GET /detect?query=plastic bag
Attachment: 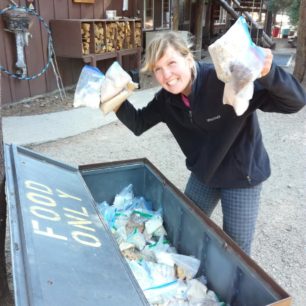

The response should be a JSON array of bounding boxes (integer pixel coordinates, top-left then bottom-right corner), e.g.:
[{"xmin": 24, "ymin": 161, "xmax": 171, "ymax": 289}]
[
  {"xmin": 186, "ymin": 279, "xmax": 208, "ymax": 304},
  {"xmin": 155, "ymin": 252, "xmax": 201, "ymax": 280},
  {"xmin": 100, "ymin": 61, "xmax": 132, "ymax": 102},
  {"xmin": 113, "ymin": 183, "xmax": 134, "ymax": 209},
  {"xmin": 208, "ymin": 16, "xmax": 265, "ymax": 116},
  {"xmin": 73, "ymin": 65, "xmax": 105, "ymax": 109},
  {"xmin": 100, "ymin": 61, "xmax": 138, "ymax": 114}
]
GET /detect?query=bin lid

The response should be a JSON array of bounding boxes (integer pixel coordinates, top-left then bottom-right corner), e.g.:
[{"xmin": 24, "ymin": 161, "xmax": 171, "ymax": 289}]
[{"xmin": 4, "ymin": 145, "xmax": 149, "ymax": 306}]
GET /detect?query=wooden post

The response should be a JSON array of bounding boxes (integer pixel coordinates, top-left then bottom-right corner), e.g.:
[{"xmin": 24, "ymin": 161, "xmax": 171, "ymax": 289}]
[
  {"xmin": 202, "ymin": 1, "xmax": 212, "ymax": 49},
  {"xmin": 265, "ymin": 10, "xmax": 273, "ymax": 38},
  {"xmin": 172, "ymin": 0, "xmax": 179, "ymax": 30},
  {"xmin": 194, "ymin": 0, "xmax": 205, "ymax": 60}
]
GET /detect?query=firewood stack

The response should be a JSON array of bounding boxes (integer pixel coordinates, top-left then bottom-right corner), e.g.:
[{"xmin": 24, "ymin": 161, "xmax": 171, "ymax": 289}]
[
  {"xmin": 126, "ymin": 22, "xmax": 133, "ymax": 49},
  {"xmin": 135, "ymin": 21, "xmax": 141, "ymax": 48},
  {"xmin": 116, "ymin": 21, "xmax": 132, "ymax": 50},
  {"xmin": 105, "ymin": 22, "xmax": 116, "ymax": 52},
  {"xmin": 81, "ymin": 22, "xmax": 91, "ymax": 55},
  {"xmin": 94, "ymin": 22, "xmax": 106, "ymax": 54},
  {"xmin": 79, "ymin": 20, "xmax": 141, "ymax": 55}
]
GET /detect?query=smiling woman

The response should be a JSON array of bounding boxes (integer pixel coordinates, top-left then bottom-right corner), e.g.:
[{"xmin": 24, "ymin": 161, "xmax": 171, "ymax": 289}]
[{"xmin": 114, "ymin": 30, "xmax": 306, "ymax": 256}]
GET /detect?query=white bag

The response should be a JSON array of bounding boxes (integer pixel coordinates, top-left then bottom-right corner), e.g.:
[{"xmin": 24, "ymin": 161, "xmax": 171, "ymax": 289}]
[
  {"xmin": 208, "ymin": 16, "xmax": 265, "ymax": 116},
  {"xmin": 100, "ymin": 61, "xmax": 139, "ymax": 114},
  {"xmin": 100, "ymin": 61, "xmax": 132, "ymax": 103}
]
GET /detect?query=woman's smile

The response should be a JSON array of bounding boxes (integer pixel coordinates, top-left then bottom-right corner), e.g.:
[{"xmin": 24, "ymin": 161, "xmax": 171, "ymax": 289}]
[{"xmin": 153, "ymin": 46, "xmax": 193, "ymax": 96}]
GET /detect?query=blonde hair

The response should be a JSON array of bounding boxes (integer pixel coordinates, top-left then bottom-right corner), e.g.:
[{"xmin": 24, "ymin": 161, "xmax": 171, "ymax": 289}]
[{"xmin": 141, "ymin": 31, "xmax": 196, "ymax": 78}]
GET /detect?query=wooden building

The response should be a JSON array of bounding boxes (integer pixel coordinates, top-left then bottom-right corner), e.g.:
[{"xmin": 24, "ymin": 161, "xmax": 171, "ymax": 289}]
[{"xmin": 0, "ymin": 0, "xmax": 269, "ymax": 106}]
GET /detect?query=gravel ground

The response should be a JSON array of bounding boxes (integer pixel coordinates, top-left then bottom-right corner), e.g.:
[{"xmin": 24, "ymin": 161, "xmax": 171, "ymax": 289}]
[{"xmin": 24, "ymin": 106, "xmax": 306, "ymax": 305}]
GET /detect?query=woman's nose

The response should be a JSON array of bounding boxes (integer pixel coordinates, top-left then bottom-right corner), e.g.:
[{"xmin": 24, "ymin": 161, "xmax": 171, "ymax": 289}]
[{"xmin": 162, "ymin": 67, "xmax": 171, "ymax": 79}]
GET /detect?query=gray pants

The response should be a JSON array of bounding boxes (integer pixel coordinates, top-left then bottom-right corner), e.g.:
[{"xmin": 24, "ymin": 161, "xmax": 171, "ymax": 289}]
[{"xmin": 184, "ymin": 173, "xmax": 262, "ymax": 255}]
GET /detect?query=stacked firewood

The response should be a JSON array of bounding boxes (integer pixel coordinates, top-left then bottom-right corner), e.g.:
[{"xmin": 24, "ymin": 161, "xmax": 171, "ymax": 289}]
[
  {"xmin": 94, "ymin": 22, "xmax": 106, "ymax": 53},
  {"xmin": 81, "ymin": 22, "xmax": 91, "ymax": 55},
  {"xmin": 80, "ymin": 20, "xmax": 141, "ymax": 55},
  {"xmin": 105, "ymin": 22, "xmax": 116, "ymax": 52},
  {"xmin": 117, "ymin": 21, "xmax": 133, "ymax": 50},
  {"xmin": 116, "ymin": 21, "xmax": 132, "ymax": 50},
  {"xmin": 135, "ymin": 21, "xmax": 142, "ymax": 48},
  {"xmin": 126, "ymin": 22, "xmax": 133, "ymax": 49}
]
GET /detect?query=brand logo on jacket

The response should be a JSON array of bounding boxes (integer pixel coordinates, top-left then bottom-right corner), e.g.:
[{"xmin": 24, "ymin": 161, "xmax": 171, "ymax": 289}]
[{"xmin": 206, "ymin": 115, "xmax": 221, "ymax": 122}]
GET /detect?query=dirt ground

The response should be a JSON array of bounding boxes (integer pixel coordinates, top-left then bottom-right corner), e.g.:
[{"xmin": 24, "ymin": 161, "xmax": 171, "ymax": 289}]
[{"xmin": 2, "ymin": 39, "xmax": 306, "ymax": 305}]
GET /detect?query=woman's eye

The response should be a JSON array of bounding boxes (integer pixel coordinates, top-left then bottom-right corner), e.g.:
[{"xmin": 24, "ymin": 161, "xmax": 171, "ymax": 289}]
[
  {"xmin": 154, "ymin": 67, "xmax": 161, "ymax": 73},
  {"xmin": 169, "ymin": 61, "xmax": 176, "ymax": 66}
]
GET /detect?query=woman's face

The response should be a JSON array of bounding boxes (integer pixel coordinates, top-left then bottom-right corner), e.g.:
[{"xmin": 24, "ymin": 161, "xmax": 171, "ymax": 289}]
[{"xmin": 153, "ymin": 46, "xmax": 193, "ymax": 96}]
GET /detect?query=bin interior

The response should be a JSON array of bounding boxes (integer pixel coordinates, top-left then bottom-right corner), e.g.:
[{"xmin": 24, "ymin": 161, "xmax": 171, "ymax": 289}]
[{"xmin": 80, "ymin": 161, "xmax": 290, "ymax": 306}]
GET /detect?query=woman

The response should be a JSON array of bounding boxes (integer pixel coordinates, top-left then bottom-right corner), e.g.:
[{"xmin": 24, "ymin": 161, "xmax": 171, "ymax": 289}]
[{"xmin": 115, "ymin": 31, "xmax": 306, "ymax": 255}]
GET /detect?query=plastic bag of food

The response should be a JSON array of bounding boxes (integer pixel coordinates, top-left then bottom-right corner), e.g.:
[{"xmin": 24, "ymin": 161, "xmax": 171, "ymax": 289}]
[
  {"xmin": 100, "ymin": 61, "xmax": 138, "ymax": 114},
  {"xmin": 73, "ymin": 65, "xmax": 105, "ymax": 109},
  {"xmin": 155, "ymin": 252, "xmax": 201, "ymax": 280},
  {"xmin": 208, "ymin": 16, "xmax": 265, "ymax": 116},
  {"xmin": 100, "ymin": 79, "xmax": 138, "ymax": 114},
  {"xmin": 100, "ymin": 61, "xmax": 132, "ymax": 102}
]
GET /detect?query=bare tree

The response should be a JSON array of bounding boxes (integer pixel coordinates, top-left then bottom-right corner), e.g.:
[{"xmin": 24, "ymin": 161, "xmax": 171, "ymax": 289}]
[{"xmin": 293, "ymin": 0, "xmax": 306, "ymax": 86}]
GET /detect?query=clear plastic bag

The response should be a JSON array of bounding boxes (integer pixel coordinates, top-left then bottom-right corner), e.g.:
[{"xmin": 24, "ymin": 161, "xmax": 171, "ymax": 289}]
[
  {"xmin": 208, "ymin": 16, "xmax": 265, "ymax": 116},
  {"xmin": 100, "ymin": 61, "xmax": 139, "ymax": 114},
  {"xmin": 113, "ymin": 183, "xmax": 134, "ymax": 209},
  {"xmin": 73, "ymin": 65, "xmax": 105, "ymax": 109},
  {"xmin": 155, "ymin": 252, "xmax": 201, "ymax": 280},
  {"xmin": 100, "ymin": 61, "xmax": 132, "ymax": 103}
]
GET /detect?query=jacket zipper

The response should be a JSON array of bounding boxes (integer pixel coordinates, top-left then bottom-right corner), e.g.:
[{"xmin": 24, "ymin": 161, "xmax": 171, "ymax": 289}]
[{"xmin": 188, "ymin": 110, "xmax": 193, "ymax": 123}]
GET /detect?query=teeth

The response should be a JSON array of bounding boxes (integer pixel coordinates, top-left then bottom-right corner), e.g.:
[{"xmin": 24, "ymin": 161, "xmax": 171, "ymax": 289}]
[{"xmin": 167, "ymin": 79, "xmax": 177, "ymax": 86}]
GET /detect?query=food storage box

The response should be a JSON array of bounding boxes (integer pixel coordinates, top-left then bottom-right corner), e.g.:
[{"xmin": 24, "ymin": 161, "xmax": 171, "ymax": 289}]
[{"xmin": 4, "ymin": 145, "xmax": 291, "ymax": 306}]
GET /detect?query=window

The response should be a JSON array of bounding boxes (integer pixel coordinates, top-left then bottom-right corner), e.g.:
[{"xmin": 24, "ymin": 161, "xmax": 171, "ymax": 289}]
[
  {"xmin": 143, "ymin": 0, "xmax": 171, "ymax": 30},
  {"xmin": 214, "ymin": 7, "xmax": 227, "ymax": 25},
  {"xmin": 144, "ymin": 0, "xmax": 154, "ymax": 30}
]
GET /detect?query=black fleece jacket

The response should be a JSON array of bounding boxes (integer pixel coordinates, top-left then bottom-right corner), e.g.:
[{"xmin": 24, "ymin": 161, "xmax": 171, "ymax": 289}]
[{"xmin": 116, "ymin": 62, "xmax": 306, "ymax": 188}]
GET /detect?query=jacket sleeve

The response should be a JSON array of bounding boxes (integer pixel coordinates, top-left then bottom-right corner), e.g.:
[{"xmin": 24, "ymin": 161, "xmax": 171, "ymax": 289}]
[
  {"xmin": 253, "ymin": 63, "xmax": 306, "ymax": 113},
  {"xmin": 116, "ymin": 91, "xmax": 164, "ymax": 136}
]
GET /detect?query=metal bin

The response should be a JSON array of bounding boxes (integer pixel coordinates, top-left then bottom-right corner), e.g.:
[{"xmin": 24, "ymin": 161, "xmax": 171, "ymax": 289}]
[{"xmin": 4, "ymin": 145, "xmax": 291, "ymax": 306}]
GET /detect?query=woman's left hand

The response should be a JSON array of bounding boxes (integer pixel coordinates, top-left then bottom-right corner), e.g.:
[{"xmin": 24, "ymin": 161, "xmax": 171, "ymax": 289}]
[{"xmin": 260, "ymin": 48, "xmax": 273, "ymax": 77}]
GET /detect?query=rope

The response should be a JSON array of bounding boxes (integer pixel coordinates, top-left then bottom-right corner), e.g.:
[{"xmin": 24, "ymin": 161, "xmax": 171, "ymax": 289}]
[
  {"xmin": 0, "ymin": 5, "xmax": 53, "ymax": 81},
  {"xmin": 50, "ymin": 43, "xmax": 66, "ymax": 100}
]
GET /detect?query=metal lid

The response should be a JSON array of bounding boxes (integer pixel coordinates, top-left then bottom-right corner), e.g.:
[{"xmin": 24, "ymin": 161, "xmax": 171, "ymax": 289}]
[{"xmin": 4, "ymin": 145, "xmax": 148, "ymax": 306}]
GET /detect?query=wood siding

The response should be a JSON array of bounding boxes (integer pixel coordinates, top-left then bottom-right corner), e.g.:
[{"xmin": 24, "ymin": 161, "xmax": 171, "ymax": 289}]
[{"xmin": 0, "ymin": 0, "xmax": 138, "ymax": 105}]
